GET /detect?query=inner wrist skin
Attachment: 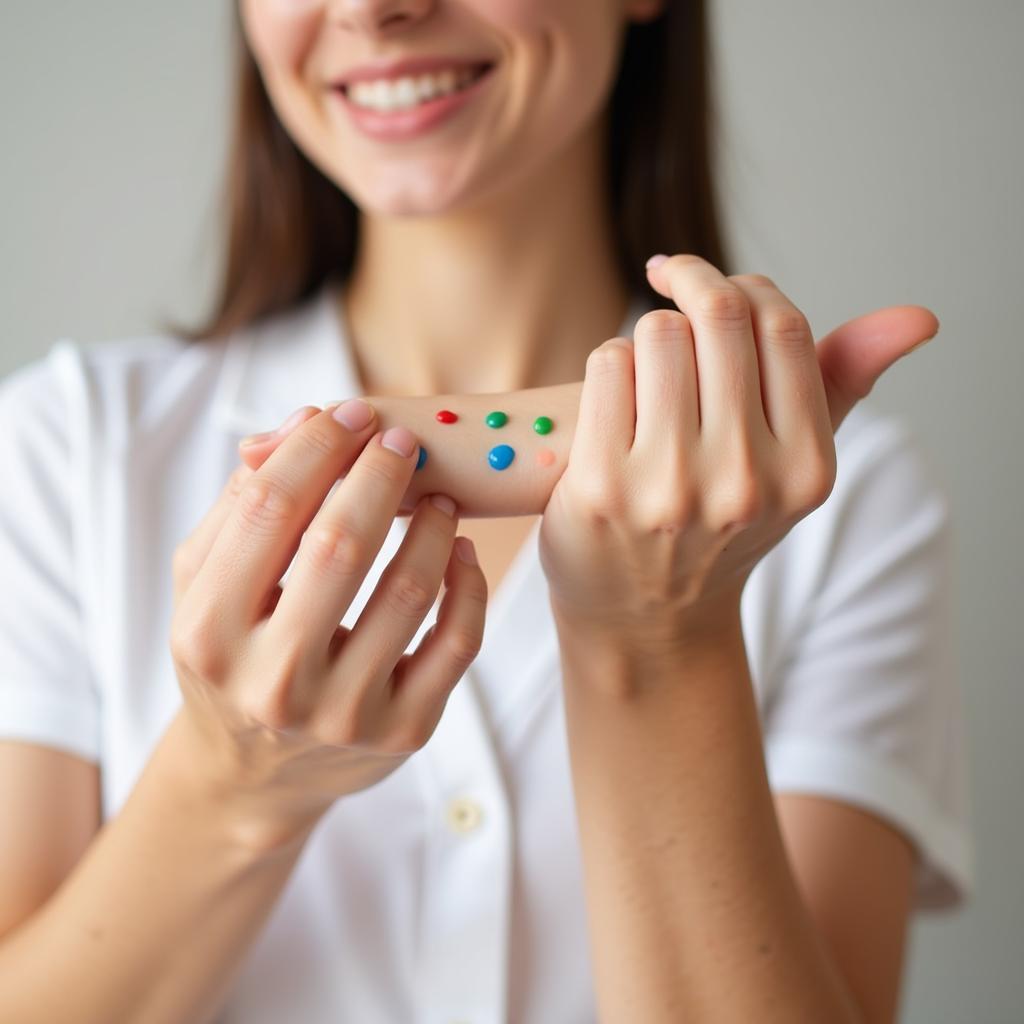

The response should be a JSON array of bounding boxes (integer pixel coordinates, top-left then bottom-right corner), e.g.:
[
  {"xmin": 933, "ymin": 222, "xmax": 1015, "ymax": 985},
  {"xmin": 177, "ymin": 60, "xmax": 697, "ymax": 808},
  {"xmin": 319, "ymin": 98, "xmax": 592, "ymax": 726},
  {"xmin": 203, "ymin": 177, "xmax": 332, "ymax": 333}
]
[{"xmin": 343, "ymin": 380, "xmax": 584, "ymax": 518}]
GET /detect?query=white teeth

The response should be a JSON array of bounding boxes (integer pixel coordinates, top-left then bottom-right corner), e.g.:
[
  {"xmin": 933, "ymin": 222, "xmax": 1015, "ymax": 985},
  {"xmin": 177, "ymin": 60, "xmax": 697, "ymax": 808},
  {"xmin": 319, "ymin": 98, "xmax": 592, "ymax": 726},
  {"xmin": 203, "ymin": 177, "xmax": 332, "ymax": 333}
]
[{"xmin": 347, "ymin": 66, "xmax": 483, "ymax": 112}]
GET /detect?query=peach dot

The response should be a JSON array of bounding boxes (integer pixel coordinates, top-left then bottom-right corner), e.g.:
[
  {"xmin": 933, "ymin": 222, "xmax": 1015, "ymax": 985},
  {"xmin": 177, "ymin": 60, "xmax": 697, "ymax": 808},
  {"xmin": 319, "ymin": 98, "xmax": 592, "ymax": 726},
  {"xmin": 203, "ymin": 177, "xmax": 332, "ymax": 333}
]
[{"xmin": 536, "ymin": 447, "xmax": 556, "ymax": 467}]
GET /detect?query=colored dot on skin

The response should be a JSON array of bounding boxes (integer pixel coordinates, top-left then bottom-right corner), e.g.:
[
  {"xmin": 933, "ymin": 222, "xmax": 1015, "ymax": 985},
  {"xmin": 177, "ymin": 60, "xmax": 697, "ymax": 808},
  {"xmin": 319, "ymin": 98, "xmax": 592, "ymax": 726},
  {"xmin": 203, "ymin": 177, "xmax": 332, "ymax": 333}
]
[
  {"xmin": 415, "ymin": 445, "xmax": 428, "ymax": 470},
  {"xmin": 536, "ymin": 447, "xmax": 556, "ymax": 468},
  {"xmin": 533, "ymin": 416, "xmax": 554, "ymax": 435},
  {"xmin": 436, "ymin": 409, "xmax": 458, "ymax": 424},
  {"xmin": 485, "ymin": 410, "xmax": 508, "ymax": 428},
  {"xmin": 488, "ymin": 444, "xmax": 515, "ymax": 470}
]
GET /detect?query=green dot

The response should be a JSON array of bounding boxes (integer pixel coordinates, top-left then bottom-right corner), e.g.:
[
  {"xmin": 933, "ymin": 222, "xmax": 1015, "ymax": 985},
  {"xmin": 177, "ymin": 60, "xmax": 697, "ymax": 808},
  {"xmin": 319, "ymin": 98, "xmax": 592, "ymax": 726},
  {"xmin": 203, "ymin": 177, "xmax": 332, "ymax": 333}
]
[
  {"xmin": 485, "ymin": 410, "xmax": 508, "ymax": 428},
  {"xmin": 533, "ymin": 415, "xmax": 553, "ymax": 435}
]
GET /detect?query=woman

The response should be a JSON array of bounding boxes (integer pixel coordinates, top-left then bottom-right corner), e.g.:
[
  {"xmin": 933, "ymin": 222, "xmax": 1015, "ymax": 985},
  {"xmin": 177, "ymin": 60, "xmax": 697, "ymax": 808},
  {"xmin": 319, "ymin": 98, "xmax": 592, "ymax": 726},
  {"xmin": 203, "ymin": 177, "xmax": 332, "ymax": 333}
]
[{"xmin": 0, "ymin": 1, "xmax": 972, "ymax": 1021}]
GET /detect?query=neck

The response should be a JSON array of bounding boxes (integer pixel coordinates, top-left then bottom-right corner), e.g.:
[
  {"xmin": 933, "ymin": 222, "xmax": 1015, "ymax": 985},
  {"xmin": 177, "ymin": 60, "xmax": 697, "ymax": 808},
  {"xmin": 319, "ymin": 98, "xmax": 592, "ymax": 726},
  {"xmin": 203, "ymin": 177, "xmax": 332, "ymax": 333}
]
[{"xmin": 336, "ymin": 113, "xmax": 634, "ymax": 397}]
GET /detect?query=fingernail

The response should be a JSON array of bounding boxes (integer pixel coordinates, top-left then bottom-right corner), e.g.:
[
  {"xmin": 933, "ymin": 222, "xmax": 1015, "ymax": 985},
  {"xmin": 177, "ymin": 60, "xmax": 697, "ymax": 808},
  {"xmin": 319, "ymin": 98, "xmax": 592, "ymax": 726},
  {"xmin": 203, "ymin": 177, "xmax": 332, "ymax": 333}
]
[
  {"xmin": 454, "ymin": 536, "xmax": 477, "ymax": 565},
  {"xmin": 381, "ymin": 426, "xmax": 417, "ymax": 458},
  {"xmin": 429, "ymin": 493, "xmax": 456, "ymax": 517},
  {"xmin": 646, "ymin": 253, "xmax": 668, "ymax": 270},
  {"xmin": 332, "ymin": 397, "xmax": 375, "ymax": 431}
]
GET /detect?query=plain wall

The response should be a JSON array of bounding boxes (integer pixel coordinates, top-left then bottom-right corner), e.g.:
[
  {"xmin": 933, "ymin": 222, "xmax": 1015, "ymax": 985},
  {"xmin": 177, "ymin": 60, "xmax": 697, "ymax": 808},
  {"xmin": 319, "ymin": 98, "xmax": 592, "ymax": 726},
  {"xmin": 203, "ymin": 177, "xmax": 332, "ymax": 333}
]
[{"xmin": 1, "ymin": 3, "xmax": 1021, "ymax": 1020}]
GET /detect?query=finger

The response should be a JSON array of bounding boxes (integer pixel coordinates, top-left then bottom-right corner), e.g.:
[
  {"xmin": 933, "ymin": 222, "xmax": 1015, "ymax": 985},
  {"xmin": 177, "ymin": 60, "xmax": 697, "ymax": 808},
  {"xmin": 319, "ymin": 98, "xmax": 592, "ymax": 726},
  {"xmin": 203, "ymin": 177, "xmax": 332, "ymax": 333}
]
[
  {"xmin": 646, "ymin": 254, "xmax": 769, "ymax": 441},
  {"xmin": 813, "ymin": 305, "xmax": 939, "ymax": 434},
  {"xmin": 236, "ymin": 400, "xmax": 344, "ymax": 469},
  {"xmin": 328, "ymin": 491, "xmax": 461, "ymax": 706},
  {"xmin": 631, "ymin": 307, "xmax": 700, "ymax": 453},
  {"xmin": 571, "ymin": 337, "xmax": 636, "ymax": 477},
  {"xmin": 189, "ymin": 401, "xmax": 382, "ymax": 637},
  {"xmin": 389, "ymin": 535, "xmax": 487, "ymax": 726},
  {"xmin": 239, "ymin": 402, "xmax": 425, "ymax": 517},
  {"xmin": 172, "ymin": 462, "xmax": 254, "ymax": 607},
  {"xmin": 727, "ymin": 274, "xmax": 830, "ymax": 445},
  {"xmin": 266, "ymin": 425, "xmax": 422, "ymax": 655},
  {"xmin": 174, "ymin": 407, "xmax": 326, "ymax": 606}
]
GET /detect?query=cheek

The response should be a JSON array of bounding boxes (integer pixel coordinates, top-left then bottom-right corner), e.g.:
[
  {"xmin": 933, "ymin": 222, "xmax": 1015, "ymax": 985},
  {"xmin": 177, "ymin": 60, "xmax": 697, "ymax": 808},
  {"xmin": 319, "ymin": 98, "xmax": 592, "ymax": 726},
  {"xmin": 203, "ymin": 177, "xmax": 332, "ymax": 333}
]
[
  {"xmin": 240, "ymin": 0, "xmax": 323, "ymax": 75},
  {"xmin": 505, "ymin": 0, "xmax": 623, "ymax": 136},
  {"xmin": 474, "ymin": 0, "xmax": 549, "ymax": 32}
]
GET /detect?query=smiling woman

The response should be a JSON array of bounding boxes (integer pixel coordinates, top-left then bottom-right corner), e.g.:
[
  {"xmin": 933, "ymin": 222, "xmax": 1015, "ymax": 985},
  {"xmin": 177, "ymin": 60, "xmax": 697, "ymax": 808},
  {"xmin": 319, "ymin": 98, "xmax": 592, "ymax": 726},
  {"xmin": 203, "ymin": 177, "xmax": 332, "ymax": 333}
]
[
  {"xmin": 177, "ymin": 0, "xmax": 726, "ymax": 342},
  {"xmin": 0, "ymin": 2, "xmax": 972, "ymax": 1023}
]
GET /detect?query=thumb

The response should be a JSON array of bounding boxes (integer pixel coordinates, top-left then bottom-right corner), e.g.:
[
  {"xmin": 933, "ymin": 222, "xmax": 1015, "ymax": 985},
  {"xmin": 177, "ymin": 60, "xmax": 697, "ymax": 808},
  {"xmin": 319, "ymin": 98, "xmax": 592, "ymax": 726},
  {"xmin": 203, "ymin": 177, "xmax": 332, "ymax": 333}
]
[{"xmin": 814, "ymin": 305, "xmax": 940, "ymax": 433}]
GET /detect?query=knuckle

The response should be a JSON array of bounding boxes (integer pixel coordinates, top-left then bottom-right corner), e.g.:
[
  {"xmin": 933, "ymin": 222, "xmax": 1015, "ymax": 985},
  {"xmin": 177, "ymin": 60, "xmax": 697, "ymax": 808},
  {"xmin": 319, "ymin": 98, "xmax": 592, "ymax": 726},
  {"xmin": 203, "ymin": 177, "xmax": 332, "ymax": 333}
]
[
  {"xmin": 240, "ymin": 688, "xmax": 294, "ymax": 734},
  {"xmin": 445, "ymin": 624, "xmax": 484, "ymax": 666},
  {"xmin": 762, "ymin": 308, "xmax": 812, "ymax": 348},
  {"xmin": 386, "ymin": 570, "xmax": 437, "ymax": 619},
  {"xmin": 226, "ymin": 464, "xmax": 250, "ymax": 498},
  {"xmin": 586, "ymin": 339, "xmax": 632, "ymax": 377},
  {"xmin": 385, "ymin": 720, "xmax": 432, "ymax": 755},
  {"xmin": 636, "ymin": 493, "xmax": 695, "ymax": 534},
  {"xmin": 462, "ymin": 573, "xmax": 490, "ymax": 614},
  {"xmin": 296, "ymin": 421, "xmax": 339, "ymax": 459},
  {"xmin": 170, "ymin": 614, "xmax": 229, "ymax": 683},
  {"xmin": 312, "ymin": 708, "xmax": 362, "ymax": 749},
  {"xmin": 788, "ymin": 456, "xmax": 837, "ymax": 516},
  {"xmin": 696, "ymin": 287, "xmax": 749, "ymax": 324},
  {"xmin": 356, "ymin": 451, "xmax": 402, "ymax": 489},
  {"xmin": 574, "ymin": 475, "xmax": 628, "ymax": 522},
  {"xmin": 301, "ymin": 522, "xmax": 367, "ymax": 579},
  {"xmin": 237, "ymin": 476, "xmax": 298, "ymax": 534},
  {"xmin": 709, "ymin": 479, "xmax": 764, "ymax": 532}
]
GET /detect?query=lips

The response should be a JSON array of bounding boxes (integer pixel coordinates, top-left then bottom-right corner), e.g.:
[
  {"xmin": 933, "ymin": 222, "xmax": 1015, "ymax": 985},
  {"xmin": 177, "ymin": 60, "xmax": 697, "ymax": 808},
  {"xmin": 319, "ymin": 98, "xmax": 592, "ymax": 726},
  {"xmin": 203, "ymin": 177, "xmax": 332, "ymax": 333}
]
[{"xmin": 330, "ymin": 61, "xmax": 496, "ymax": 141}]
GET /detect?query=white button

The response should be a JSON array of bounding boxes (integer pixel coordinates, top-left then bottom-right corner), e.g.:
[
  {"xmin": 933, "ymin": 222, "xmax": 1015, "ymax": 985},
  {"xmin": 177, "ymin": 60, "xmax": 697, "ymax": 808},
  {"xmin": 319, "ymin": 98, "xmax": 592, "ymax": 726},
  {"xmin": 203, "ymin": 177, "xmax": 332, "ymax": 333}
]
[{"xmin": 445, "ymin": 796, "xmax": 484, "ymax": 834}]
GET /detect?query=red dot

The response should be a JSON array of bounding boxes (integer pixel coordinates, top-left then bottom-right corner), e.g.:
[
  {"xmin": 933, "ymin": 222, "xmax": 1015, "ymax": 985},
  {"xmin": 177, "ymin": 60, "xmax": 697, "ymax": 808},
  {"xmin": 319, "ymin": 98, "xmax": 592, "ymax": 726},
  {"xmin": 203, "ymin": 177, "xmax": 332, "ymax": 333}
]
[{"xmin": 435, "ymin": 409, "xmax": 459, "ymax": 423}]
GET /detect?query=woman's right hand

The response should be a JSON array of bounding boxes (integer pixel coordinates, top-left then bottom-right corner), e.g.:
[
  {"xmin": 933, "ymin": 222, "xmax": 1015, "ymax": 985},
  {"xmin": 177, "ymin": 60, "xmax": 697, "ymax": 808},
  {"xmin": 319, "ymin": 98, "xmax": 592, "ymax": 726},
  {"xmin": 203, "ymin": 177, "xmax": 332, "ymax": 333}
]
[{"xmin": 168, "ymin": 400, "xmax": 487, "ymax": 853}]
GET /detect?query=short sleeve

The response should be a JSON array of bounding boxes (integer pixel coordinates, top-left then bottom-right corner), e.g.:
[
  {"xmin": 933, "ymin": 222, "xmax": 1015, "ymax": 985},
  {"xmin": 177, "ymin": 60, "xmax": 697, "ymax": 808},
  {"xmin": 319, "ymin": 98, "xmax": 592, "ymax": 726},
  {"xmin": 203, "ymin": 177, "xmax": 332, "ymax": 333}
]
[
  {"xmin": 0, "ymin": 344, "xmax": 101, "ymax": 763},
  {"xmin": 763, "ymin": 414, "xmax": 974, "ymax": 911}
]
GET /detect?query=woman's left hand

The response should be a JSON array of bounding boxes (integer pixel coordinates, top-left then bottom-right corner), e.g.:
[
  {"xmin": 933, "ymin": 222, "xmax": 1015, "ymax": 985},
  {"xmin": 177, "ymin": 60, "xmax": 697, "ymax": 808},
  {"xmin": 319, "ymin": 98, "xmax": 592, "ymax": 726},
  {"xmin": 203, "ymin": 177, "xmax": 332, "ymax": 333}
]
[{"xmin": 538, "ymin": 253, "xmax": 939, "ymax": 656}]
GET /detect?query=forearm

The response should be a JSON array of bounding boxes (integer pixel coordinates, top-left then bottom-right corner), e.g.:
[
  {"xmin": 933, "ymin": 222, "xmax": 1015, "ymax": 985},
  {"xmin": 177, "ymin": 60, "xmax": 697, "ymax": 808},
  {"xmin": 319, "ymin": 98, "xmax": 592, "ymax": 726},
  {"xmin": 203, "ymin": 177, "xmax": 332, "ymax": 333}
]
[
  {"xmin": 349, "ymin": 381, "xmax": 581, "ymax": 517},
  {"xmin": 0, "ymin": 711, "xmax": 314, "ymax": 1024},
  {"xmin": 553, "ymin": 609, "xmax": 862, "ymax": 1024}
]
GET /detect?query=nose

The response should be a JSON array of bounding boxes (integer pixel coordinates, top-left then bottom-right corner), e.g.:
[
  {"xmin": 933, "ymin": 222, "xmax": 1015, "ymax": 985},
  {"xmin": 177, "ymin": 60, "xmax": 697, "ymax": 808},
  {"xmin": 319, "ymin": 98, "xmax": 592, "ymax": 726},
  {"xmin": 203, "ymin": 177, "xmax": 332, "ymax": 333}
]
[{"xmin": 326, "ymin": 0, "xmax": 434, "ymax": 34}]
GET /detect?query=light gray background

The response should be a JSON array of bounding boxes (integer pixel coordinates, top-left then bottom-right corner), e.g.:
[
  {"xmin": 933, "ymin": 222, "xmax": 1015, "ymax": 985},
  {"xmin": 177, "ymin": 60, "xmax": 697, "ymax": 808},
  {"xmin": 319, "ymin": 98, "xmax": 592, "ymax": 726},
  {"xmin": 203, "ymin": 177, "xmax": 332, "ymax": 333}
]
[{"xmin": 1, "ymin": 3, "xmax": 1020, "ymax": 1021}]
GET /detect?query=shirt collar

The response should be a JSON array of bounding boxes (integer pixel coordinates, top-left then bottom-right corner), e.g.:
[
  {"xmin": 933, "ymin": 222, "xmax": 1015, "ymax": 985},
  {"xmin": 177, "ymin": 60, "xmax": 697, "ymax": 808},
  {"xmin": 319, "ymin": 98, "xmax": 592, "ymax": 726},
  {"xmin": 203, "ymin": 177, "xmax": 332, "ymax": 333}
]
[{"xmin": 210, "ymin": 282, "xmax": 359, "ymax": 438}]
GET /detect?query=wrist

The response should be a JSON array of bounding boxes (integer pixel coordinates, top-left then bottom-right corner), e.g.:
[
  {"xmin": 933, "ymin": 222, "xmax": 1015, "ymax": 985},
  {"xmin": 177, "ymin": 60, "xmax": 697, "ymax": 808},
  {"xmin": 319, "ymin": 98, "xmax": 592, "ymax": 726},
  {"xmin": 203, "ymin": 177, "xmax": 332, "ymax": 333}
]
[
  {"xmin": 154, "ymin": 709, "xmax": 328, "ymax": 861},
  {"xmin": 551, "ymin": 595, "xmax": 747, "ymax": 701}
]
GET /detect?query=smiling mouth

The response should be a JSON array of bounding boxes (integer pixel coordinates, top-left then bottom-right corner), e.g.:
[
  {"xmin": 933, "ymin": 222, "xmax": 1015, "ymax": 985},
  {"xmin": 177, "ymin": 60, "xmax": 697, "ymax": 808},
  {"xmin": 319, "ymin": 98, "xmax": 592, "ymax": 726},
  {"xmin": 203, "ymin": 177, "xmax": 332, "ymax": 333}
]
[{"xmin": 337, "ymin": 62, "xmax": 495, "ymax": 111}]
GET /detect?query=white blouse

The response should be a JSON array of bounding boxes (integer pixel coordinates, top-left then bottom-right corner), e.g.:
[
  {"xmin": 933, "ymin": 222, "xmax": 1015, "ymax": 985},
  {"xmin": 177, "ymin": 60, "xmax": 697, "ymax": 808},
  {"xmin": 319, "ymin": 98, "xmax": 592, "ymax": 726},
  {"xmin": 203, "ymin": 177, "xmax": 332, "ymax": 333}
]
[{"xmin": 0, "ymin": 283, "xmax": 974, "ymax": 1024}]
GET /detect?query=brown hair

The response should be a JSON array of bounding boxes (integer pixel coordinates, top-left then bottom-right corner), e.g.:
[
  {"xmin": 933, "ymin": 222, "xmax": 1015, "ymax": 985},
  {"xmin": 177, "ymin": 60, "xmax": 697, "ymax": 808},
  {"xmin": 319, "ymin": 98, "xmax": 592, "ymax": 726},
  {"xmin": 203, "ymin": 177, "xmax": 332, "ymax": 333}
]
[{"xmin": 175, "ymin": 2, "xmax": 733, "ymax": 342}]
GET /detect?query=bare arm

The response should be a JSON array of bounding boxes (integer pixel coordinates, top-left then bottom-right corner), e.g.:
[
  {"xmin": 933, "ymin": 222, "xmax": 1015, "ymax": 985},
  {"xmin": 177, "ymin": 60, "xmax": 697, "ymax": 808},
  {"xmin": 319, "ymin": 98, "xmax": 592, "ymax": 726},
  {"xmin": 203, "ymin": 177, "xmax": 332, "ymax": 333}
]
[
  {"xmin": 552, "ymin": 607, "xmax": 914, "ymax": 1024},
  {"xmin": 0, "ymin": 713, "xmax": 312, "ymax": 1024}
]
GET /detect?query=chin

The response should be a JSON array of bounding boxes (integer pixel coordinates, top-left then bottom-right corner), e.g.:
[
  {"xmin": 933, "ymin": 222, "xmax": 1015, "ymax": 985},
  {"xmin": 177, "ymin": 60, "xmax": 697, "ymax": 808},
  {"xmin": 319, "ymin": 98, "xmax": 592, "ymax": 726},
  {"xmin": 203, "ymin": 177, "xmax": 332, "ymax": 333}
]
[{"xmin": 338, "ymin": 160, "xmax": 481, "ymax": 218}]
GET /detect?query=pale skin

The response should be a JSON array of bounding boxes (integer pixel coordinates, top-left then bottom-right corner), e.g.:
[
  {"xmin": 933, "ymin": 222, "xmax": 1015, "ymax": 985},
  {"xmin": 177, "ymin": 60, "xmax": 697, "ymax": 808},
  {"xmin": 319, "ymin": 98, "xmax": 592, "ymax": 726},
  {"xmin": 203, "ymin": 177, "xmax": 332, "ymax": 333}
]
[
  {"xmin": 229, "ymin": 269, "xmax": 931, "ymax": 1022},
  {"xmin": 0, "ymin": 1, "xmax": 931, "ymax": 1023}
]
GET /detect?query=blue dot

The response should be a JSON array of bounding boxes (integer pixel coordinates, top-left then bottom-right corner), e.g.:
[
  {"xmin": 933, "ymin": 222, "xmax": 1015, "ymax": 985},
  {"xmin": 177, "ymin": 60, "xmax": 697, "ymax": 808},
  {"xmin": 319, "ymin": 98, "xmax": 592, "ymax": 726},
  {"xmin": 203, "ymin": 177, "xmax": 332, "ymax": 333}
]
[
  {"xmin": 488, "ymin": 444, "xmax": 515, "ymax": 470},
  {"xmin": 415, "ymin": 445, "xmax": 428, "ymax": 470}
]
